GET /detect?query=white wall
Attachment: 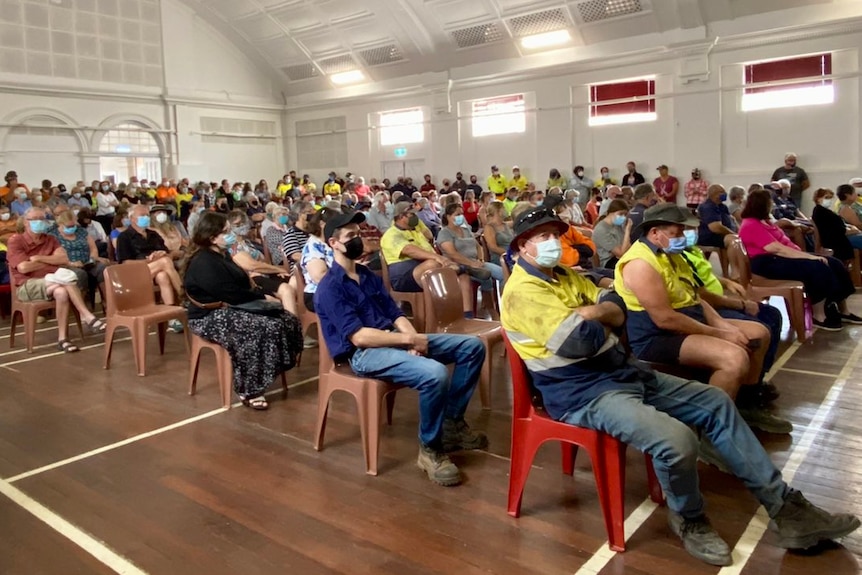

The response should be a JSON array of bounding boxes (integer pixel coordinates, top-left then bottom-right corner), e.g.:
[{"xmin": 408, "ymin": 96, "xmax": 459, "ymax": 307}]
[
  {"xmin": 285, "ymin": 26, "xmax": 862, "ymax": 213},
  {"xmin": 0, "ymin": 0, "xmax": 286, "ymax": 188}
]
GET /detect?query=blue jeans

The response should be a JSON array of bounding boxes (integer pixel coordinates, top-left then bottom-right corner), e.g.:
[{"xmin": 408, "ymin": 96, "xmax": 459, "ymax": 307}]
[
  {"xmin": 349, "ymin": 334, "xmax": 486, "ymax": 449},
  {"xmin": 561, "ymin": 373, "xmax": 788, "ymax": 519},
  {"xmin": 849, "ymin": 234, "xmax": 862, "ymax": 250}
]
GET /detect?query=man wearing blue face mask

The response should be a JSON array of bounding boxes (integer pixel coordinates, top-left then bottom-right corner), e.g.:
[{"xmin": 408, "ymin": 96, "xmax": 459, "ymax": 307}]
[
  {"xmin": 697, "ymin": 184, "xmax": 737, "ymax": 248},
  {"xmin": 502, "ymin": 206, "xmax": 859, "ymax": 566},
  {"xmin": 615, "ymin": 204, "xmax": 789, "ymax": 434},
  {"xmin": 116, "ymin": 205, "xmax": 184, "ymax": 326}
]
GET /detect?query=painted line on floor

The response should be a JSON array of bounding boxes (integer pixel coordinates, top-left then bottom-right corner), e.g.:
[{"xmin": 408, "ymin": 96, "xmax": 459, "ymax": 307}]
[
  {"xmin": 0, "ymin": 325, "xmax": 59, "ymax": 341},
  {"xmin": 0, "ymin": 337, "xmax": 132, "ymax": 367},
  {"xmin": 5, "ymin": 375, "xmax": 320, "ymax": 483},
  {"xmin": 5, "ymin": 407, "xmax": 226, "ymax": 483},
  {"xmin": 717, "ymin": 336, "xmax": 862, "ymax": 575},
  {"xmin": 570, "ymin": 338, "xmax": 806, "ymax": 575},
  {"xmin": 0, "ymin": 479, "xmax": 149, "ymax": 575},
  {"xmin": 573, "ymin": 498, "xmax": 661, "ymax": 575},
  {"xmin": 1, "ymin": 365, "xmax": 20, "ymax": 373},
  {"xmin": 779, "ymin": 367, "xmax": 840, "ymax": 378}
]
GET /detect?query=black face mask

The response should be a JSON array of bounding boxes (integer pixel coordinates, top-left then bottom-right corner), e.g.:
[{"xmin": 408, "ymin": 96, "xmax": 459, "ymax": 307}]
[
  {"xmin": 341, "ymin": 236, "xmax": 364, "ymax": 260},
  {"xmin": 407, "ymin": 214, "xmax": 420, "ymax": 229}
]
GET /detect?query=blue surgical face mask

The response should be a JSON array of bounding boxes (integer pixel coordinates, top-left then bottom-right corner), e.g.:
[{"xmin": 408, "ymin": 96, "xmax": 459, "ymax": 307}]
[
  {"xmin": 529, "ymin": 237, "xmax": 563, "ymax": 268},
  {"xmin": 662, "ymin": 232, "xmax": 688, "ymax": 254},
  {"xmin": 232, "ymin": 224, "xmax": 250, "ymax": 237},
  {"xmin": 612, "ymin": 214, "xmax": 626, "ymax": 226},
  {"xmin": 62, "ymin": 225, "xmax": 77, "ymax": 235},
  {"xmin": 277, "ymin": 215, "xmax": 289, "ymax": 225},
  {"xmin": 535, "ymin": 199, "xmax": 544, "ymax": 206},
  {"xmin": 122, "ymin": 218, "xmax": 131, "ymax": 227},
  {"xmin": 28, "ymin": 219, "xmax": 48, "ymax": 234},
  {"xmin": 222, "ymin": 232, "xmax": 237, "ymax": 247},
  {"xmin": 719, "ymin": 193, "xmax": 728, "ymax": 202},
  {"xmin": 453, "ymin": 214, "xmax": 466, "ymax": 227},
  {"xmin": 136, "ymin": 215, "xmax": 151, "ymax": 228},
  {"xmin": 683, "ymin": 229, "xmax": 697, "ymax": 248}
]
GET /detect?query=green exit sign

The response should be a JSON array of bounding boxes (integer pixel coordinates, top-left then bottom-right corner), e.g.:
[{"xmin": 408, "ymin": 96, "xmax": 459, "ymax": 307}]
[{"xmin": 394, "ymin": 147, "xmax": 407, "ymax": 158}]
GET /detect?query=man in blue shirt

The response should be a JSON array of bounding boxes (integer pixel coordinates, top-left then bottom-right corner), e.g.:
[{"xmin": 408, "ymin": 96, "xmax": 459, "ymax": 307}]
[
  {"xmin": 315, "ymin": 210, "xmax": 488, "ymax": 487},
  {"xmin": 696, "ymin": 184, "xmax": 737, "ymax": 248}
]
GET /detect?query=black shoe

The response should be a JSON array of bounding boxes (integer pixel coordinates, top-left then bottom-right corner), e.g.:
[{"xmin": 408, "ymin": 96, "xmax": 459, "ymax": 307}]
[
  {"xmin": 813, "ymin": 317, "xmax": 843, "ymax": 331},
  {"xmin": 668, "ymin": 512, "xmax": 732, "ymax": 566},
  {"xmin": 442, "ymin": 418, "xmax": 489, "ymax": 453},
  {"xmin": 840, "ymin": 312, "xmax": 862, "ymax": 325},
  {"xmin": 759, "ymin": 382, "xmax": 780, "ymax": 402},
  {"xmin": 769, "ymin": 490, "xmax": 861, "ymax": 549}
]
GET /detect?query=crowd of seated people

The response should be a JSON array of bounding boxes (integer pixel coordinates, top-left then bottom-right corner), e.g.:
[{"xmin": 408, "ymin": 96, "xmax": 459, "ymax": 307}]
[{"xmin": 2, "ymin": 158, "xmax": 862, "ymax": 566}]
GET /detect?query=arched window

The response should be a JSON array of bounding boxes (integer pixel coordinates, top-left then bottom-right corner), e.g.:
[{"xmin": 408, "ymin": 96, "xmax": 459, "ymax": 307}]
[{"xmin": 98, "ymin": 123, "xmax": 162, "ymax": 183}]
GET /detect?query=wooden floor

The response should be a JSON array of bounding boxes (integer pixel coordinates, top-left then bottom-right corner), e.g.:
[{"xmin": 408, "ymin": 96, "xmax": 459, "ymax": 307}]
[{"xmin": 0, "ymin": 295, "xmax": 861, "ymax": 575}]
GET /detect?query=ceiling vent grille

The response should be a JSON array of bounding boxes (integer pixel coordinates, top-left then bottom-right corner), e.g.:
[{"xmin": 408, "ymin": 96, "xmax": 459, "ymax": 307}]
[
  {"xmin": 281, "ymin": 63, "xmax": 319, "ymax": 81},
  {"xmin": 318, "ymin": 54, "xmax": 358, "ymax": 74},
  {"xmin": 359, "ymin": 44, "xmax": 404, "ymax": 67},
  {"xmin": 508, "ymin": 8, "xmax": 568, "ymax": 37},
  {"xmin": 450, "ymin": 23, "xmax": 504, "ymax": 49},
  {"xmin": 577, "ymin": 0, "xmax": 642, "ymax": 23}
]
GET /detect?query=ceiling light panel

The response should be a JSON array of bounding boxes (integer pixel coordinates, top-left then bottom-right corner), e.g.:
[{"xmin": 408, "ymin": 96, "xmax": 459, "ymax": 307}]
[
  {"xmin": 330, "ymin": 69, "xmax": 365, "ymax": 84},
  {"xmin": 507, "ymin": 8, "xmax": 569, "ymax": 37},
  {"xmin": 359, "ymin": 44, "xmax": 405, "ymax": 67},
  {"xmin": 450, "ymin": 23, "xmax": 504, "ymax": 49},
  {"xmin": 281, "ymin": 62, "xmax": 319, "ymax": 81},
  {"xmin": 318, "ymin": 54, "xmax": 358, "ymax": 74},
  {"xmin": 576, "ymin": 0, "xmax": 643, "ymax": 23}
]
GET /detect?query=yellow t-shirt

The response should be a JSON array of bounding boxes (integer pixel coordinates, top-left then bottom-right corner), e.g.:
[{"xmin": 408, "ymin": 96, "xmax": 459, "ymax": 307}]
[
  {"xmin": 323, "ymin": 181, "xmax": 341, "ymax": 196},
  {"xmin": 614, "ymin": 240, "xmax": 699, "ymax": 312},
  {"xmin": 508, "ymin": 175, "xmax": 528, "ymax": 191},
  {"xmin": 381, "ymin": 223, "xmax": 434, "ymax": 264},
  {"xmin": 487, "ymin": 175, "xmax": 507, "ymax": 197}
]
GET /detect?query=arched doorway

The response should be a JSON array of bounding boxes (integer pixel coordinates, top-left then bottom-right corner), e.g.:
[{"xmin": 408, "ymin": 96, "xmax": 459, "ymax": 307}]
[{"xmin": 98, "ymin": 123, "xmax": 162, "ymax": 183}]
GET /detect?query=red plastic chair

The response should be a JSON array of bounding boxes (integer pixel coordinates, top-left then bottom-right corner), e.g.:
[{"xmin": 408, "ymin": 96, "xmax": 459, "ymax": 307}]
[{"xmin": 503, "ymin": 332, "xmax": 663, "ymax": 552}]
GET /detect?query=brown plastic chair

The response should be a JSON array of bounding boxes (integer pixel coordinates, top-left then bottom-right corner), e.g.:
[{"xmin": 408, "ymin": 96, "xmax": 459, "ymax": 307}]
[
  {"xmin": 313, "ymin": 324, "xmax": 403, "ymax": 476},
  {"xmin": 850, "ymin": 249, "xmax": 862, "ymax": 288},
  {"xmin": 8, "ymin": 278, "xmax": 84, "ymax": 352},
  {"xmin": 698, "ymin": 245, "xmax": 729, "ymax": 277},
  {"xmin": 421, "ymin": 267, "xmax": 502, "ymax": 410},
  {"xmin": 379, "ymin": 256, "xmax": 425, "ymax": 332},
  {"xmin": 188, "ymin": 333, "xmax": 287, "ymax": 408},
  {"xmin": 103, "ymin": 261, "xmax": 189, "ymax": 376},
  {"xmin": 291, "ymin": 264, "xmax": 319, "ymax": 367},
  {"xmin": 727, "ymin": 238, "xmax": 808, "ymax": 342}
]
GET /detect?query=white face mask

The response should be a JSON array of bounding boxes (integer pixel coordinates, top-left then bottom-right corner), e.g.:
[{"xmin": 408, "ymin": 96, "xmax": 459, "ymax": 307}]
[
  {"xmin": 0, "ymin": 213, "xmax": 10, "ymax": 221},
  {"xmin": 155, "ymin": 212, "xmax": 168, "ymax": 224},
  {"xmin": 821, "ymin": 197, "xmax": 836, "ymax": 209}
]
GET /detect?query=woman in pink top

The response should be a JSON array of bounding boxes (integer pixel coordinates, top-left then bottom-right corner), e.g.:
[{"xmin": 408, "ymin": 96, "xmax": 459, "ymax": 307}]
[{"xmin": 739, "ymin": 189, "xmax": 860, "ymax": 331}]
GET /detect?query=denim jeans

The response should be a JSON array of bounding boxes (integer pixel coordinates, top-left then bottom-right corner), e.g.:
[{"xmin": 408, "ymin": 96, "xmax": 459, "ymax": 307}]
[
  {"xmin": 349, "ymin": 334, "xmax": 486, "ymax": 449},
  {"xmin": 561, "ymin": 372, "xmax": 789, "ymax": 519}
]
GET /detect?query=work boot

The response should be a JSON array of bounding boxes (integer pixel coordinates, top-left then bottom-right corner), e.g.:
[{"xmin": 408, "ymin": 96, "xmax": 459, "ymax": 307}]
[
  {"xmin": 668, "ymin": 512, "xmax": 732, "ymax": 566},
  {"xmin": 442, "ymin": 418, "xmax": 489, "ymax": 453},
  {"xmin": 769, "ymin": 490, "xmax": 861, "ymax": 549},
  {"xmin": 417, "ymin": 445, "xmax": 461, "ymax": 486},
  {"xmin": 737, "ymin": 405, "xmax": 792, "ymax": 434}
]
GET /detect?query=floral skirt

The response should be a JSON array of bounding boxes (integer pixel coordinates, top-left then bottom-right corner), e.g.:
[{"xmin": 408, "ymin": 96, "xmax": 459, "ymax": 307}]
[{"xmin": 189, "ymin": 308, "xmax": 303, "ymax": 399}]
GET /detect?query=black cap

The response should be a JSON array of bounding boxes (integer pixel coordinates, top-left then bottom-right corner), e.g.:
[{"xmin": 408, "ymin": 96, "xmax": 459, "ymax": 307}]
[
  {"xmin": 510, "ymin": 206, "xmax": 569, "ymax": 251},
  {"xmin": 543, "ymin": 194, "xmax": 565, "ymax": 211},
  {"xmin": 634, "ymin": 203, "xmax": 700, "ymax": 237},
  {"xmin": 5, "ymin": 170, "xmax": 17, "ymax": 181},
  {"xmin": 324, "ymin": 210, "xmax": 365, "ymax": 241}
]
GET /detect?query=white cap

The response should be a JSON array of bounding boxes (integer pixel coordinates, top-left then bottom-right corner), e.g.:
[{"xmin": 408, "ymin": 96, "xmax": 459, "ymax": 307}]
[
  {"xmin": 512, "ymin": 165, "xmax": 520, "ymax": 170},
  {"xmin": 849, "ymin": 177, "xmax": 862, "ymax": 187},
  {"xmin": 771, "ymin": 179, "xmax": 791, "ymax": 189}
]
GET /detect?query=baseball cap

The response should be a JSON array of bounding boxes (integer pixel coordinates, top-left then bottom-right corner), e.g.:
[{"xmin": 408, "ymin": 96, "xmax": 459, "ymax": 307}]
[
  {"xmin": 393, "ymin": 200, "xmax": 418, "ymax": 218},
  {"xmin": 323, "ymin": 210, "xmax": 365, "ymax": 241},
  {"xmin": 656, "ymin": 164, "xmax": 668, "ymax": 170},
  {"xmin": 849, "ymin": 177, "xmax": 862, "ymax": 187}
]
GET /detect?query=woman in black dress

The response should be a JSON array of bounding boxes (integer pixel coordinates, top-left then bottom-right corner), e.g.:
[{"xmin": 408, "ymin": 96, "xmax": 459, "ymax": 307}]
[{"xmin": 182, "ymin": 212, "xmax": 303, "ymax": 410}]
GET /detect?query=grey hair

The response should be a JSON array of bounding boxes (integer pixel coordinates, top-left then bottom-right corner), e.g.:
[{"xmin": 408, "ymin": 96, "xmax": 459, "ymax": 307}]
[{"xmin": 728, "ymin": 185, "xmax": 745, "ymax": 200}]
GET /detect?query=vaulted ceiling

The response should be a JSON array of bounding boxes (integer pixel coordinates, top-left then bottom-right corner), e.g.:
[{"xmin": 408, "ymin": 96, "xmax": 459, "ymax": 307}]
[{"xmin": 179, "ymin": 0, "xmax": 846, "ymax": 98}]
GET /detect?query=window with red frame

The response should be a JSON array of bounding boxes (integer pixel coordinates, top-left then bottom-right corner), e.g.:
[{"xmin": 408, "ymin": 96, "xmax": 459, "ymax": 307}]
[
  {"xmin": 742, "ymin": 53, "xmax": 833, "ymax": 111},
  {"xmin": 589, "ymin": 79, "xmax": 655, "ymax": 125}
]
